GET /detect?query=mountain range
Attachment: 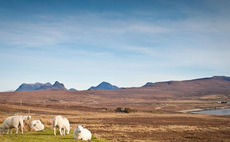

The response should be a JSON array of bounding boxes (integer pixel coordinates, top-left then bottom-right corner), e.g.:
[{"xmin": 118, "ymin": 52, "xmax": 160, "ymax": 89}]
[
  {"xmin": 15, "ymin": 81, "xmax": 67, "ymax": 91},
  {"xmin": 15, "ymin": 81, "xmax": 119, "ymax": 91},
  {"xmin": 15, "ymin": 76, "xmax": 230, "ymax": 93},
  {"xmin": 4, "ymin": 76, "xmax": 230, "ymax": 107}
]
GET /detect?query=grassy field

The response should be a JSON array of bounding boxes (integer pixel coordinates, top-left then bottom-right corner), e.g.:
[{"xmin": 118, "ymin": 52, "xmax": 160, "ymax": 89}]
[
  {"xmin": 0, "ymin": 129, "xmax": 108, "ymax": 142},
  {"xmin": 0, "ymin": 102, "xmax": 230, "ymax": 141}
]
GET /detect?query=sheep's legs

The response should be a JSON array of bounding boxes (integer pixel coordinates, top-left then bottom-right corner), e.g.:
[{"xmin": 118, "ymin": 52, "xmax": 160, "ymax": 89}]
[
  {"xmin": 63, "ymin": 129, "xmax": 65, "ymax": 135},
  {"xmin": 16, "ymin": 127, "xmax": 18, "ymax": 135},
  {"xmin": 6, "ymin": 129, "xmax": 9, "ymax": 135},
  {"xmin": 10, "ymin": 129, "xmax": 13, "ymax": 135},
  {"xmin": 21, "ymin": 126, "xmax": 23, "ymax": 135},
  {"xmin": 54, "ymin": 127, "xmax": 56, "ymax": 136},
  {"xmin": 59, "ymin": 128, "xmax": 62, "ymax": 136}
]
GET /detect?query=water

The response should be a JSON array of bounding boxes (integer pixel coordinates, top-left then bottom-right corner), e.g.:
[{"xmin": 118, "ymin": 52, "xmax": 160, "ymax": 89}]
[{"xmin": 192, "ymin": 108, "xmax": 230, "ymax": 115}]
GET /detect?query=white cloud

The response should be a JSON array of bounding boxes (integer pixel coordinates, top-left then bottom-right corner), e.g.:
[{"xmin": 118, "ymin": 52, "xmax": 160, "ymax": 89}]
[
  {"xmin": 0, "ymin": 14, "xmax": 171, "ymax": 49},
  {"xmin": 0, "ymin": 22, "xmax": 66, "ymax": 47},
  {"xmin": 95, "ymin": 23, "xmax": 169, "ymax": 35}
]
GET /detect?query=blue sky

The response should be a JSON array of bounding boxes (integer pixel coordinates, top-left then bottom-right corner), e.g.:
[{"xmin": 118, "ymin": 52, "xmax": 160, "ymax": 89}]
[{"xmin": 0, "ymin": 0, "xmax": 230, "ymax": 91}]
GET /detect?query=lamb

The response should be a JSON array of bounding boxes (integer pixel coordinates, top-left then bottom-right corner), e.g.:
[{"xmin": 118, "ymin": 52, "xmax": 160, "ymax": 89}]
[
  {"xmin": 0, "ymin": 116, "xmax": 24, "ymax": 135},
  {"xmin": 53, "ymin": 115, "xmax": 70, "ymax": 136},
  {"xmin": 73, "ymin": 125, "xmax": 92, "ymax": 140},
  {"xmin": 29, "ymin": 120, "xmax": 44, "ymax": 132}
]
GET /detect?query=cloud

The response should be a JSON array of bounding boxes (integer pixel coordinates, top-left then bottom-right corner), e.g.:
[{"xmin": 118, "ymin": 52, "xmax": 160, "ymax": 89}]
[
  {"xmin": 95, "ymin": 22, "xmax": 169, "ymax": 35},
  {"xmin": 0, "ymin": 22, "xmax": 65, "ymax": 47},
  {"xmin": 0, "ymin": 13, "xmax": 171, "ymax": 49}
]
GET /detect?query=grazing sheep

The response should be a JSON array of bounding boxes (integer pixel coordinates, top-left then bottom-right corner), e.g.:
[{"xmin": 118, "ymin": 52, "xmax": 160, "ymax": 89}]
[
  {"xmin": 0, "ymin": 116, "xmax": 24, "ymax": 135},
  {"xmin": 73, "ymin": 125, "xmax": 92, "ymax": 140},
  {"xmin": 29, "ymin": 120, "xmax": 44, "ymax": 132},
  {"xmin": 53, "ymin": 115, "xmax": 70, "ymax": 136}
]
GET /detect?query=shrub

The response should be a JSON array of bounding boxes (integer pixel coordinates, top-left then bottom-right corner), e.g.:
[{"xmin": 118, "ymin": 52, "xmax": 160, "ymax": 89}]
[{"xmin": 115, "ymin": 107, "xmax": 136, "ymax": 113}]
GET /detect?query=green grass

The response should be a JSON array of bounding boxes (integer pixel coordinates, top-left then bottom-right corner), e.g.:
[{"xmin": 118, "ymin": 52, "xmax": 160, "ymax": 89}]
[{"xmin": 0, "ymin": 129, "xmax": 109, "ymax": 142}]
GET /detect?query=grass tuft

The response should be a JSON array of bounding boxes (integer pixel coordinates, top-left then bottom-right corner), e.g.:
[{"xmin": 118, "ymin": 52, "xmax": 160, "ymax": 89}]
[{"xmin": 0, "ymin": 129, "xmax": 109, "ymax": 142}]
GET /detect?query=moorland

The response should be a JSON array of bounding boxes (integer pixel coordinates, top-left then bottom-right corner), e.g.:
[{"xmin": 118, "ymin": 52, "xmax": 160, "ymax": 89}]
[{"xmin": 1, "ymin": 76, "xmax": 230, "ymax": 141}]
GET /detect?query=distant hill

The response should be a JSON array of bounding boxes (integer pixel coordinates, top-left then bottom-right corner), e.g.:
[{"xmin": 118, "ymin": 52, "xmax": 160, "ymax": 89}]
[
  {"xmin": 88, "ymin": 81, "xmax": 120, "ymax": 90},
  {"xmin": 15, "ymin": 81, "xmax": 67, "ymax": 91},
  {"xmin": 69, "ymin": 88, "xmax": 77, "ymax": 91},
  {"xmin": 143, "ymin": 76, "xmax": 230, "ymax": 88},
  {"xmin": 142, "ymin": 76, "xmax": 230, "ymax": 97}
]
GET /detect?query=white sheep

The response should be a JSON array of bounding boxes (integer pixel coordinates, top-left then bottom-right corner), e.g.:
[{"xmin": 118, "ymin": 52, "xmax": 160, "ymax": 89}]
[
  {"xmin": 73, "ymin": 125, "xmax": 92, "ymax": 140},
  {"xmin": 0, "ymin": 116, "xmax": 24, "ymax": 135},
  {"xmin": 29, "ymin": 120, "xmax": 44, "ymax": 132},
  {"xmin": 53, "ymin": 115, "xmax": 70, "ymax": 136}
]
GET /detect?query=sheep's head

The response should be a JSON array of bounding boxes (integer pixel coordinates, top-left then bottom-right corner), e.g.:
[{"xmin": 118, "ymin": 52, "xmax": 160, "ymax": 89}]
[
  {"xmin": 66, "ymin": 124, "xmax": 70, "ymax": 134},
  {"xmin": 76, "ymin": 125, "xmax": 84, "ymax": 133},
  {"xmin": 1, "ymin": 127, "xmax": 5, "ymax": 135},
  {"xmin": 22, "ymin": 115, "xmax": 31, "ymax": 121},
  {"xmin": 26, "ymin": 115, "xmax": 31, "ymax": 120}
]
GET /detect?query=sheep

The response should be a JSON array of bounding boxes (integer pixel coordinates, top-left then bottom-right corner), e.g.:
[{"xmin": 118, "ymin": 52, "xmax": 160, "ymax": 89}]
[
  {"xmin": 53, "ymin": 115, "xmax": 70, "ymax": 136},
  {"xmin": 73, "ymin": 125, "xmax": 92, "ymax": 140},
  {"xmin": 29, "ymin": 120, "xmax": 44, "ymax": 132},
  {"xmin": 0, "ymin": 116, "xmax": 24, "ymax": 135}
]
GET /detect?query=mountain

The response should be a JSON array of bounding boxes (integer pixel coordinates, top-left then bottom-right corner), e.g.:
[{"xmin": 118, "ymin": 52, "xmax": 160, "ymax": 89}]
[
  {"xmin": 35, "ymin": 81, "xmax": 67, "ymax": 90},
  {"xmin": 15, "ymin": 81, "xmax": 67, "ymax": 91},
  {"xmin": 69, "ymin": 88, "xmax": 77, "ymax": 91},
  {"xmin": 16, "ymin": 82, "xmax": 44, "ymax": 91},
  {"xmin": 143, "ymin": 76, "xmax": 230, "ymax": 88},
  {"xmin": 35, "ymin": 82, "xmax": 52, "ymax": 90},
  {"xmin": 52, "ymin": 81, "xmax": 66, "ymax": 90},
  {"xmin": 142, "ymin": 76, "xmax": 230, "ymax": 97},
  {"xmin": 88, "ymin": 81, "xmax": 120, "ymax": 90}
]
